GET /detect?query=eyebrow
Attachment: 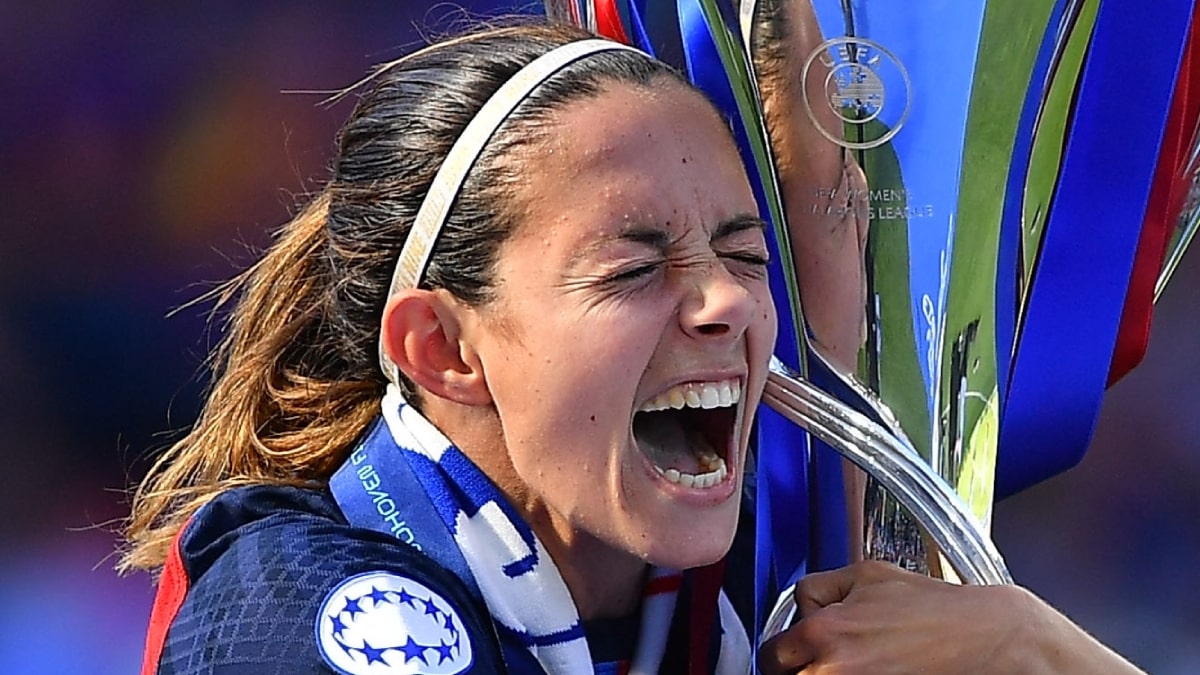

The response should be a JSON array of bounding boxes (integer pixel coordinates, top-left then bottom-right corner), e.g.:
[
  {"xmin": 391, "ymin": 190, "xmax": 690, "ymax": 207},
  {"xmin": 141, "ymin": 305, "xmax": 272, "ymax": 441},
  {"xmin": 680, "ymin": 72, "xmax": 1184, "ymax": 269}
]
[
  {"xmin": 711, "ymin": 213, "xmax": 768, "ymax": 242},
  {"xmin": 619, "ymin": 227, "xmax": 672, "ymax": 253}
]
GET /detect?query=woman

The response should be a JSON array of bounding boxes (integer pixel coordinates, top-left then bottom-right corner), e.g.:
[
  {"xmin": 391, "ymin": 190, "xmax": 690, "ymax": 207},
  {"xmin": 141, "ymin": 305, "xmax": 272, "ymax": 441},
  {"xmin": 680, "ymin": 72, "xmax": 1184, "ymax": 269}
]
[
  {"xmin": 125, "ymin": 21, "xmax": 1144, "ymax": 675},
  {"xmin": 128, "ymin": 22, "xmax": 769, "ymax": 674}
]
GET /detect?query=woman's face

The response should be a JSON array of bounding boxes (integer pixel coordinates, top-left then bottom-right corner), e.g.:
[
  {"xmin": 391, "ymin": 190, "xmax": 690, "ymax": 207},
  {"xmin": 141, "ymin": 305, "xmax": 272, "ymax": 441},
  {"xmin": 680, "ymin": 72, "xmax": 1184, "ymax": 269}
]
[{"xmin": 467, "ymin": 81, "xmax": 776, "ymax": 570}]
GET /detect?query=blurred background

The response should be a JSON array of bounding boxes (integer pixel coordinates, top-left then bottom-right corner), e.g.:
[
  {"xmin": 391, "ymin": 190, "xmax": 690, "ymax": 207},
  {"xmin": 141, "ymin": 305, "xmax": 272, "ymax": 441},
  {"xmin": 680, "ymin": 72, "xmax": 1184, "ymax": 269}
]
[{"xmin": 1, "ymin": 2, "xmax": 1195, "ymax": 673}]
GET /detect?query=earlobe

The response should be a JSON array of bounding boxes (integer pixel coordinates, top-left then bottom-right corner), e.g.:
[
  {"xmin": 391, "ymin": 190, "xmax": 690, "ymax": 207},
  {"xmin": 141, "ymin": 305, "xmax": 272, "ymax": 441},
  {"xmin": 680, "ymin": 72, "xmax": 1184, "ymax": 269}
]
[{"xmin": 379, "ymin": 290, "xmax": 492, "ymax": 406}]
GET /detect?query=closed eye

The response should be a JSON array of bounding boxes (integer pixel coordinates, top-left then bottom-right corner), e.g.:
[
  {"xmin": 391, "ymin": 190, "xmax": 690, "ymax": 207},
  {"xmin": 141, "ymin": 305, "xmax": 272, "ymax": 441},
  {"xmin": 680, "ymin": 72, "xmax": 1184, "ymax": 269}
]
[
  {"xmin": 719, "ymin": 251, "xmax": 770, "ymax": 266},
  {"xmin": 718, "ymin": 249, "xmax": 770, "ymax": 280},
  {"xmin": 605, "ymin": 261, "xmax": 663, "ymax": 285}
]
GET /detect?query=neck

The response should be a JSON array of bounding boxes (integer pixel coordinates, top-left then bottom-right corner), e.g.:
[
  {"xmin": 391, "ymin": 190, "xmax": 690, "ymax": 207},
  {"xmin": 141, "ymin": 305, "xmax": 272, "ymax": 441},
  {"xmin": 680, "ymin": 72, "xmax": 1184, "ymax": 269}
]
[
  {"xmin": 425, "ymin": 399, "xmax": 647, "ymax": 620},
  {"xmin": 520, "ymin": 501, "xmax": 647, "ymax": 620}
]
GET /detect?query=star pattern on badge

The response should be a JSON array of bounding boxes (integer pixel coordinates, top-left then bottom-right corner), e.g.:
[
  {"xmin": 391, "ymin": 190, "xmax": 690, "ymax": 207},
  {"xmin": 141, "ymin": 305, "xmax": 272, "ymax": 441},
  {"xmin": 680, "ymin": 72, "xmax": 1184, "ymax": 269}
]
[{"xmin": 324, "ymin": 584, "xmax": 464, "ymax": 667}]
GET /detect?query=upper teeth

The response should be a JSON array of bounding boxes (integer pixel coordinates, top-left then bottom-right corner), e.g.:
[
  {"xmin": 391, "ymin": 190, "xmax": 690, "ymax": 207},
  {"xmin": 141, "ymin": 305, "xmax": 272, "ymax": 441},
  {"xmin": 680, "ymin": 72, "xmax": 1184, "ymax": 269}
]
[{"xmin": 639, "ymin": 378, "xmax": 741, "ymax": 412}]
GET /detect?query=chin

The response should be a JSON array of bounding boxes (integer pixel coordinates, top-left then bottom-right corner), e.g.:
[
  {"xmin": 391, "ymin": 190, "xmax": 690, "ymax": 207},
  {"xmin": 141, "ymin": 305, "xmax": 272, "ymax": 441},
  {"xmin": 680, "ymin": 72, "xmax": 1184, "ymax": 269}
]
[
  {"xmin": 637, "ymin": 510, "xmax": 739, "ymax": 570},
  {"xmin": 645, "ymin": 536, "xmax": 733, "ymax": 571}
]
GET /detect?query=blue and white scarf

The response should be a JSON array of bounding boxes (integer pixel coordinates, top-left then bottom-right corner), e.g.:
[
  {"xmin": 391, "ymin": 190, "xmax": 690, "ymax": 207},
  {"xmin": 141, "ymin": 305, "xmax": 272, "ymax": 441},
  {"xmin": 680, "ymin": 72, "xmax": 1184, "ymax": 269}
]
[{"xmin": 331, "ymin": 385, "xmax": 751, "ymax": 674}]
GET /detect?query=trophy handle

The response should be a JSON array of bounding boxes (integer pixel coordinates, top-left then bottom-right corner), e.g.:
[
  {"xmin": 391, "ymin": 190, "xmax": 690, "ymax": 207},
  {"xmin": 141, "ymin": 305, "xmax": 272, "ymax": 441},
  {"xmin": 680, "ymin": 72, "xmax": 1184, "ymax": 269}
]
[
  {"xmin": 759, "ymin": 357, "xmax": 1012, "ymax": 641},
  {"xmin": 763, "ymin": 357, "xmax": 1011, "ymax": 585}
]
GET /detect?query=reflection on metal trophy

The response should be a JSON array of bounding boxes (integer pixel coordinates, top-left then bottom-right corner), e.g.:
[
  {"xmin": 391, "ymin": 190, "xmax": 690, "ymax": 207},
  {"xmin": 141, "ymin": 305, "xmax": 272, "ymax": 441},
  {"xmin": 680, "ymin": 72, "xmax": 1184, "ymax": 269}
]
[
  {"xmin": 749, "ymin": 0, "xmax": 1020, "ymax": 579},
  {"xmin": 544, "ymin": 0, "xmax": 1199, "ymax": 640},
  {"xmin": 1156, "ymin": 118, "xmax": 1200, "ymax": 301},
  {"xmin": 748, "ymin": 0, "xmax": 1032, "ymax": 582},
  {"xmin": 745, "ymin": 0, "xmax": 1197, "ymax": 587}
]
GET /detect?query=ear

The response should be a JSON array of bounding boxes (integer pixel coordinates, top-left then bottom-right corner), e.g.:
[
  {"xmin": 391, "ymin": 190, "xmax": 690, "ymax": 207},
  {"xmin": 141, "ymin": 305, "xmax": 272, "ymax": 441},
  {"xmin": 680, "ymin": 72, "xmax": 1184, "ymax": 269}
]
[{"xmin": 379, "ymin": 289, "xmax": 492, "ymax": 406}]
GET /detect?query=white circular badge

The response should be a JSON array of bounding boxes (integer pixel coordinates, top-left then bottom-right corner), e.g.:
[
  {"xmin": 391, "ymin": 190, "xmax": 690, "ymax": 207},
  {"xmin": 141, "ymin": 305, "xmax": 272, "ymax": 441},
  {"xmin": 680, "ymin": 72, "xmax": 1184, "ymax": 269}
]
[
  {"xmin": 316, "ymin": 571, "xmax": 474, "ymax": 675},
  {"xmin": 802, "ymin": 36, "xmax": 912, "ymax": 151}
]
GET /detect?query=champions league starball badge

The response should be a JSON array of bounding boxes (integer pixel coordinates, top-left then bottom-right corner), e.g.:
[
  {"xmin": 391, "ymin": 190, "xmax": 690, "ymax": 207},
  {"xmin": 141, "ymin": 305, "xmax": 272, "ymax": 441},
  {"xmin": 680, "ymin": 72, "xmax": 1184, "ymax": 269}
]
[
  {"xmin": 316, "ymin": 571, "xmax": 473, "ymax": 675},
  {"xmin": 802, "ymin": 36, "xmax": 911, "ymax": 151}
]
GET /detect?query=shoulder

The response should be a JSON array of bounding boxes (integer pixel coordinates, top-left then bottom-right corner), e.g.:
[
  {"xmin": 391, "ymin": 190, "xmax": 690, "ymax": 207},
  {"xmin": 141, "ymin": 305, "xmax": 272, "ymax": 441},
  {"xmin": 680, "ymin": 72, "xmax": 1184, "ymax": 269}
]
[{"xmin": 154, "ymin": 485, "xmax": 504, "ymax": 675}]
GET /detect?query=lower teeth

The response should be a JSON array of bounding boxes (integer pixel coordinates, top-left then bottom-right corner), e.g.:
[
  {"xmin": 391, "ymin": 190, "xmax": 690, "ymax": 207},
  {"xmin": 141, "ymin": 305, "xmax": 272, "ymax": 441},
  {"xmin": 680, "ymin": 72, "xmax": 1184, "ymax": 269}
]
[
  {"xmin": 636, "ymin": 419, "xmax": 729, "ymax": 489},
  {"xmin": 655, "ymin": 456, "xmax": 728, "ymax": 489}
]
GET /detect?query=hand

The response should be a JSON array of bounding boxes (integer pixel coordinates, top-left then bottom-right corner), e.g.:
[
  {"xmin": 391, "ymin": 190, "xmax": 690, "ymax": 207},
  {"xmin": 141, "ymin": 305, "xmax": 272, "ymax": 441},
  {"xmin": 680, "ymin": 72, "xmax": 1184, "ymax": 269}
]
[
  {"xmin": 757, "ymin": 560, "xmax": 1146, "ymax": 675},
  {"xmin": 758, "ymin": 560, "xmax": 1026, "ymax": 674}
]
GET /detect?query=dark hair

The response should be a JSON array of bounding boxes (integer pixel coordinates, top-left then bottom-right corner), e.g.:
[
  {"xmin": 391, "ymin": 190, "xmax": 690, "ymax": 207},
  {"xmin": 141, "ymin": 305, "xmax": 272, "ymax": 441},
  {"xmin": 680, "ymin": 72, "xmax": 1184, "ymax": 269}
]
[{"xmin": 122, "ymin": 22, "xmax": 692, "ymax": 572}]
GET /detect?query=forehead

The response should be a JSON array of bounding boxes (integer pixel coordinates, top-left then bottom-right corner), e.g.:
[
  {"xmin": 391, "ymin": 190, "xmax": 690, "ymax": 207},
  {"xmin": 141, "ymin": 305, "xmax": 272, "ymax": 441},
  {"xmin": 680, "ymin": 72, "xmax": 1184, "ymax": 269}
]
[{"xmin": 510, "ymin": 81, "xmax": 755, "ymax": 244}]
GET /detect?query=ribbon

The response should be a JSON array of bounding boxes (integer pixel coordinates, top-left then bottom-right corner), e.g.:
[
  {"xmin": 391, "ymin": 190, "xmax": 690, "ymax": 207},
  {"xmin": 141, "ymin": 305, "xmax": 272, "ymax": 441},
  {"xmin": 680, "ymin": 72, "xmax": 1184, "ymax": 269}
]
[
  {"xmin": 594, "ymin": 0, "xmax": 631, "ymax": 44},
  {"xmin": 1109, "ymin": 4, "xmax": 1200, "ymax": 386},
  {"xmin": 997, "ymin": 0, "xmax": 1196, "ymax": 496},
  {"xmin": 995, "ymin": 0, "xmax": 1072, "ymax": 418}
]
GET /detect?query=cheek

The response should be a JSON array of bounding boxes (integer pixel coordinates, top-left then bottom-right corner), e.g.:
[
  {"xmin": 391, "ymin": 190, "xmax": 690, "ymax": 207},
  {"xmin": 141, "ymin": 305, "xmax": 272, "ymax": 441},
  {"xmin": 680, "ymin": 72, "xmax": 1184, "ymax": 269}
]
[
  {"xmin": 485, "ymin": 289, "xmax": 675, "ymax": 441},
  {"xmin": 549, "ymin": 304, "xmax": 668, "ymax": 384},
  {"xmin": 495, "ymin": 319, "xmax": 649, "ymax": 435},
  {"xmin": 754, "ymin": 287, "xmax": 780, "ymax": 350}
]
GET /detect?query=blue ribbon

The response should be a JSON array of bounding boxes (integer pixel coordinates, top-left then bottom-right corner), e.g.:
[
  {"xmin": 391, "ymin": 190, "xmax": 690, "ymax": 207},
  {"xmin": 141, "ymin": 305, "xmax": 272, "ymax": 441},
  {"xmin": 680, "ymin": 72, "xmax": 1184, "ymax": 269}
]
[
  {"xmin": 995, "ymin": 0, "xmax": 1071, "ymax": 435},
  {"xmin": 997, "ymin": 0, "xmax": 1195, "ymax": 496},
  {"xmin": 626, "ymin": 0, "xmax": 656, "ymax": 58}
]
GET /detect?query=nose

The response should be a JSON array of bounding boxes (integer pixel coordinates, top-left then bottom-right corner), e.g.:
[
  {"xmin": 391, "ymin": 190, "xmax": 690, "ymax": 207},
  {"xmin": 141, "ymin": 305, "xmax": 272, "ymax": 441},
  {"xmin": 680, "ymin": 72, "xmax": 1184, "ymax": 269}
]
[{"xmin": 678, "ymin": 262, "xmax": 756, "ymax": 341}]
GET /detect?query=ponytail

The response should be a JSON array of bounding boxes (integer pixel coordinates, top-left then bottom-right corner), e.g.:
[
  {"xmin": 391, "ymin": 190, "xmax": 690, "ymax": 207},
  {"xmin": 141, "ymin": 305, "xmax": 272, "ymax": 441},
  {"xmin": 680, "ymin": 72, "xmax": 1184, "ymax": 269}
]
[{"xmin": 121, "ymin": 192, "xmax": 383, "ymax": 573}]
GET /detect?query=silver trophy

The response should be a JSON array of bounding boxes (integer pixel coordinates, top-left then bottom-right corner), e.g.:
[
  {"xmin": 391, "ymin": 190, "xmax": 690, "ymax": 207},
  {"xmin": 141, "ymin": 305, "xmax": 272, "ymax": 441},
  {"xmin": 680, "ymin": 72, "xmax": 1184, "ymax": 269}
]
[
  {"xmin": 744, "ymin": 0, "xmax": 1199, "ymax": 632},
  {"xmin": 745, "ymin": 0, "xmax": 1017, "ymax": 587},
  {"xmin": 543, "ymin": 0, "xmax": 1198, "ymax": 640}
]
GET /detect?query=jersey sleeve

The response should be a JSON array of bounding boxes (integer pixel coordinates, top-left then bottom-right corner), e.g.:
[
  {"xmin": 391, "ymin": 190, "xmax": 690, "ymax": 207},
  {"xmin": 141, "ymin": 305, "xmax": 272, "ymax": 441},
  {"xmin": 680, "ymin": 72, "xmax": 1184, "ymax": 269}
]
[{"xmin": 153, "ymin": 513, "xmax": 505, "ymax": 675}]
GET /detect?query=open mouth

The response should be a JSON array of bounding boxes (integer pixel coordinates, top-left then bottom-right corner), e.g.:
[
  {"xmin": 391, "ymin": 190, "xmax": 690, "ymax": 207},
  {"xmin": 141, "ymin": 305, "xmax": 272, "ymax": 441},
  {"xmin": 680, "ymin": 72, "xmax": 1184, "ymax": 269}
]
[{"xmin": 632, "ymin": 378, "xmax": 741, "ymax": 489}]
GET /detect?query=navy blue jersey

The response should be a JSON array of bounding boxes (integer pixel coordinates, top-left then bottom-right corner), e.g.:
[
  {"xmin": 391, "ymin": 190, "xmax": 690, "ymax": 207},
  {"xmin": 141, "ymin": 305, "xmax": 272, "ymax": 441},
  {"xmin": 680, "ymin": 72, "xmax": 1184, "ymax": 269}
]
[
  {"xmin": 142, "ymin": 485, "xmax": 756, "ymax": 674},
  {"xmin": 146, "ymin": 486, "xmax": 505, "ymax": 674}
]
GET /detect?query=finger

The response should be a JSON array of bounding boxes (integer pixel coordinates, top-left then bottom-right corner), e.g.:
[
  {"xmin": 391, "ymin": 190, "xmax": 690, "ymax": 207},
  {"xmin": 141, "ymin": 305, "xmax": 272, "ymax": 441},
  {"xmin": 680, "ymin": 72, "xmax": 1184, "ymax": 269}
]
[
  {"xmin": 794, "ymin": 566, "xmax": 858, "ymax": 616},
  {"xmin": 757, "ymin": 628, "xmax": 817, "ymax": 675},
  {"xmin": 796, "ymin": 560, "xmax": 912, "ymax": 615}
]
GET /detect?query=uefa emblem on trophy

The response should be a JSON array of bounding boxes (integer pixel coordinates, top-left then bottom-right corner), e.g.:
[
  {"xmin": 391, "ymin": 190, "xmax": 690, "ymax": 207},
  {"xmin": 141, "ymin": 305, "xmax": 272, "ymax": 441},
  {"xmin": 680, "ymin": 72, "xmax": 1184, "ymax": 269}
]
[{"xmin": 802, "ymin": 36, "xmax": 910, "ymax": 151}]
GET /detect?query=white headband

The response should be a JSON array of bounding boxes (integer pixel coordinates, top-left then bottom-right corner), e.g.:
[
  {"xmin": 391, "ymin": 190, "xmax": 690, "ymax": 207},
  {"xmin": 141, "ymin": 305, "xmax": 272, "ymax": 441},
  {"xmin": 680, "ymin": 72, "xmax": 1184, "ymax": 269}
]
[{"xmin": 379, "ymin": 38, "xmax": 644, "ymax": 385}]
